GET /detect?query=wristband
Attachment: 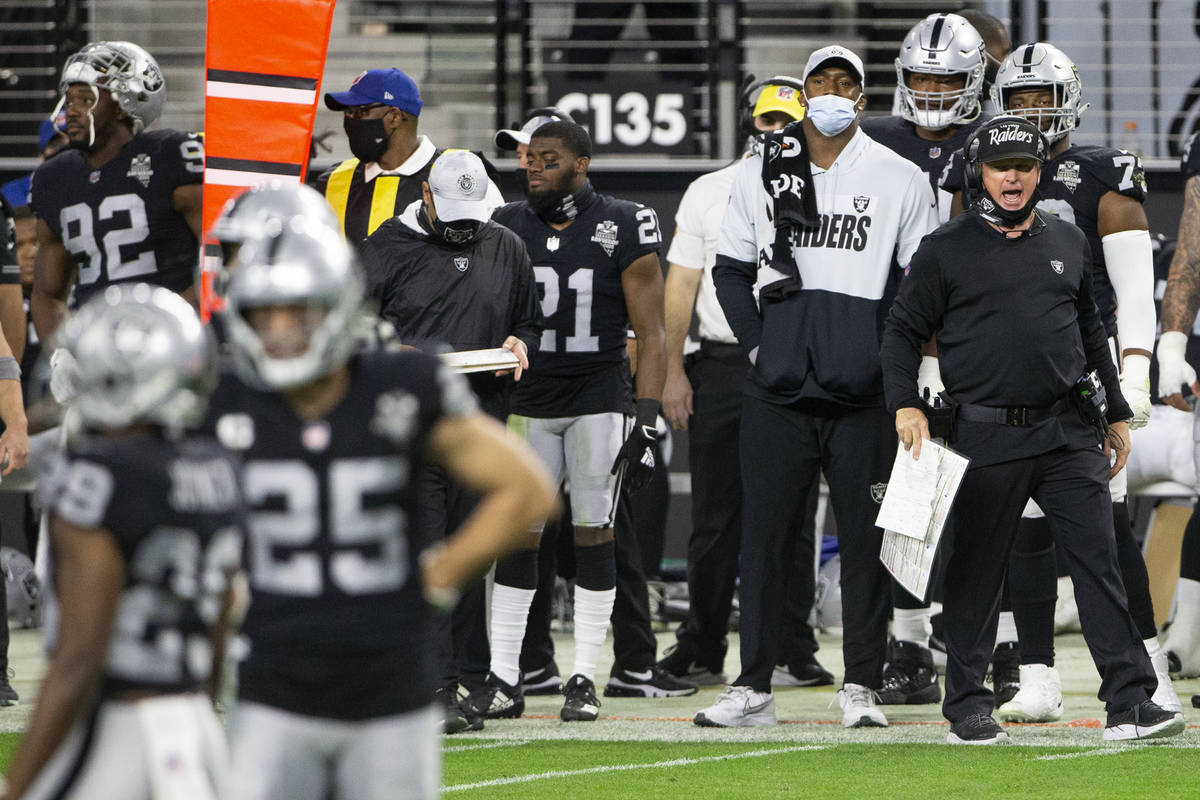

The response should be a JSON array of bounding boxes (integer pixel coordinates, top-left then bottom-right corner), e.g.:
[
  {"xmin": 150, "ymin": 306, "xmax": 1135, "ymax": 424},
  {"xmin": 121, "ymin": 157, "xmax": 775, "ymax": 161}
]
[
  {"xmin": 0, "ymin": 356, "xmax": 20, "ymax": 382},
  {"xmin": 634, "ymin": 397, "xmax": 661, "ymax": 429}
]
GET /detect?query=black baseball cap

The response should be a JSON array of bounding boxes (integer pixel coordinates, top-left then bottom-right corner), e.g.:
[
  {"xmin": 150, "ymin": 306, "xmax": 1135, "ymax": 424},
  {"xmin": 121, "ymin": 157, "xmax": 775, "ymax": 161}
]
[{"xmin": 972, "ymin": 116, "xmax": 1047, "ymax": 164}]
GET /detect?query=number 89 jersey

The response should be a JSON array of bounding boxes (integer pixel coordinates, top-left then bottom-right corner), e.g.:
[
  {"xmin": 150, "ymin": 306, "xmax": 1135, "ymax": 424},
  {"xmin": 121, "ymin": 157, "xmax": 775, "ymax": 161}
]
[
  {"xmin": 47, "ymin": 435, "xmax": 244, "ymax": 698},
  {"xmin": 29, "ymin": 129, "xmax": 204, "ymax": 307},
  {"xmin": 495, "ymin": 190, "xmax": 661, "ymax": 417},
  {"xmin": 204, "ymin": 349, "xmax": 478, "ymax": 720}
]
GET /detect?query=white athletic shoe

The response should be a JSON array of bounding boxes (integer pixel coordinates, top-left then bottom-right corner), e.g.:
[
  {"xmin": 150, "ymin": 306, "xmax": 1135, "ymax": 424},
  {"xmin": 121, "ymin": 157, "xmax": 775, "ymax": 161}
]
[
  {"xmin": 1149, "ymin": 648, "xmax": 1183, "ymax": 713},
  {"xmin": 997, "ymin": 664, "xmax": 1063, "ymax": 722},
  {"xmin": 838, "ymin": 683, "xmax": 888, "ymax": 728},
  {"xmin": 693, "ymin": 685, "xmax": 776, "ymax": 727},
  {"xmin": 1054, "ymin": 576, "xmax": 1081, "ymax": 634}
]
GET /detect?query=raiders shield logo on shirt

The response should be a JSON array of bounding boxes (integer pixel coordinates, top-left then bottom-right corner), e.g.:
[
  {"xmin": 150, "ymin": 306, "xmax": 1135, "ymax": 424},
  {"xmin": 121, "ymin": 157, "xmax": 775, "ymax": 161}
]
[
  {"xmin": 870, "ymin": 482, "xmax": 888, "ymax": 503},
  {"xmin": 854, "ymin": 196, "xmax": 870, "ymax": 213},
  {"xmin": 1050, "ymin": 259, "xmax": 1064, "ymax": 274},
  {"xmin": 454, "ymin": 255, "xmax": 469, "ymax": 272}
]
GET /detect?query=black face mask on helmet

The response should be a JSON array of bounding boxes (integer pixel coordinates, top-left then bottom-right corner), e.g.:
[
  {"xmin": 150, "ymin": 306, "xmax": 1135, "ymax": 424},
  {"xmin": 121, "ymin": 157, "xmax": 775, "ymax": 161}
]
[{"xmin": 343, "ymin": 116, "xmax": 389, "ymax": 163}]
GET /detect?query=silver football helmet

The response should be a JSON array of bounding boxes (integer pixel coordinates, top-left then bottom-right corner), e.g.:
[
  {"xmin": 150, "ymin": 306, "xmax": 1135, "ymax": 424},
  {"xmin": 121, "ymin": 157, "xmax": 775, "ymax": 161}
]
[
  {"xmin": 56, "ymin": 283, "xmax": 216, "ymax": 431},
  {"xmin": 992, "ymin": 42, "xmax": 1089, "ymax": 144},
  {"xmin": 223, "ymin": 217, "xmax": 365, "ymax": 390},
  {"xmin": 896, "ymin": 13, "xmax": 986, "ymax": 130},
  {"xmin": 56, "ymin": 41, "xmax": 165, "ymax": 134}
]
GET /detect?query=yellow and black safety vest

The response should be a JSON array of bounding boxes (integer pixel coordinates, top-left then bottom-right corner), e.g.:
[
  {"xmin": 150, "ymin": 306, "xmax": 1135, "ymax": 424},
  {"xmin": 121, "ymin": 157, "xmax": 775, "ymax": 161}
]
[{"xmin": 315, "ymin": 153, "xmax": 439, "ymax": 247}]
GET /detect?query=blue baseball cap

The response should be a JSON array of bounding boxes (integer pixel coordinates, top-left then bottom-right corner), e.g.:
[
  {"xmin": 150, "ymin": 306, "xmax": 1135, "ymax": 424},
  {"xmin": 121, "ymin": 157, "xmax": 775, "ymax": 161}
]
[{"xmin": 324, "ymin": 68, "xmax": 422, "ymax": 116}]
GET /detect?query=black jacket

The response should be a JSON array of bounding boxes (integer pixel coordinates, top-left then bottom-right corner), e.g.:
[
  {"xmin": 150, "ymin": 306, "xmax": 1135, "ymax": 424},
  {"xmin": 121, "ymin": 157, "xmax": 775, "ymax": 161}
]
[{"xmin": 881, "ymin": 210, "xmax": 1132, "ymax": 467}]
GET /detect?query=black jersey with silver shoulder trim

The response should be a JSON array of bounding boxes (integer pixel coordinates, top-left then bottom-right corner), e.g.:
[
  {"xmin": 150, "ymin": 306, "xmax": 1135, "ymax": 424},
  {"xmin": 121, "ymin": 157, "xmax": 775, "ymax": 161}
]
[
  {"xmin": 495, "ymin": 191, "xmax": 661, "ymax": 417},
  {"xmin": 203, "ymin": 349, "xmax": 477, "ymax": 721},
  {"xmin": 860, "ymin": 115, "xmax": 985, "ymax": 210},
  {"xmin": 29, "ymin": 129, "xmax": 203, "ymax": 307},
  {"xmin": 940, "ymin": 143, "xmax": 1147, "ymax": 336},
  {"xmin": 48, "ymin": 434, "xmax": 243, "ymax": 698}
]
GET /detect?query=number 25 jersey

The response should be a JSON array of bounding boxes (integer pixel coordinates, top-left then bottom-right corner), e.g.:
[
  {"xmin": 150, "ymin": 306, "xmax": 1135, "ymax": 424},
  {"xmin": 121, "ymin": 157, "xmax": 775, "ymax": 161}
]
[
  {"xmin": 495, "ymin": 188, "xmax": 661, "ymax": 417},
  {"xmin": 29, "ymin": 129, "xmax": 204, "ymax": 306}
]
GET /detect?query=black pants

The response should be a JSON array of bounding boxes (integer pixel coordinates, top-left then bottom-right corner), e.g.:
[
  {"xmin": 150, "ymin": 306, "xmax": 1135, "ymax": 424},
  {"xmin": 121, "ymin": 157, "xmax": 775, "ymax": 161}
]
[
  {"xmin": 520, "ymin": 482, "xmax": 659, "ymax": 675},
  {"xmin": 941, "ymin": 444, "xmax": 1158, "ymax": 722},
  {"xmin": 423, "ymin": 464, "xmax": 491, "ymax": 688},
  {"xmin": 735, "ymin": 396, "xmax": 894, "ymax": 692}
]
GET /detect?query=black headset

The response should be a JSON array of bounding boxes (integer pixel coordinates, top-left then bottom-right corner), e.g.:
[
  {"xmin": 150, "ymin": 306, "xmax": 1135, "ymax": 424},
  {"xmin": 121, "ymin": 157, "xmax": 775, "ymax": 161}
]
[
  {"xmin": 961, "ymin": 118, "xmax": 1050, "ymax": 200},
  {"xmin": 738, "ymin": 74, "xmax": 806, "ymax": 140}
]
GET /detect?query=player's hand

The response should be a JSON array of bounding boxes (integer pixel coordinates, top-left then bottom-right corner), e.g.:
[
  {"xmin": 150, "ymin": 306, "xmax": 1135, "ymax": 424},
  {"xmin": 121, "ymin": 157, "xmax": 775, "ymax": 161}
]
[
  {"xmin": 1156, "ymin": 331, "xmax": 1198, "ymax": 412},
  {"xmin": 895, "ymin": 406, "xmax": 930, "ymax": 460},
  {"xmin": 611, "ymin": 399, "xmax": 660, "ymax": 492},
  {"xmin": 1118, "ymin": 354, "xmax": 1152, "ymax": 429},
  {"xmin": 0, "ymin": 423, "xmax": 28, "ymax": 476},
  {"xmin": 1105, "ymin": 420, "xmax": 1131, "ymax": 478},
  {"xmin": 662, "ymin": 364, "xmax": 693, "ymax": 431},
  {"xmin": 494, "ymin": 336, "xmax": 529, "ymax": 381},
  {"xmin": 49, "ymin": 348, "xmax": 80, "ymax": 405},
  {"xmin": 918, "ymin": 355, "xmax": 944, "ymax": 401}
]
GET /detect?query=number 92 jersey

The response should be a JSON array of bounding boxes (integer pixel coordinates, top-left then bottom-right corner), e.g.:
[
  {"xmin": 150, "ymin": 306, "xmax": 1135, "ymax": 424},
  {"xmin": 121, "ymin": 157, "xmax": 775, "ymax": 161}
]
[
  {"xmin": 203, "ymin": 349, "xmax": 478, "ymax": 720},
  {"xmin": 45, "ymin": 434, "xmax": 244, "ymax": 698},
  {"xmin": 29, "ymin": 129, "xmax": 204, "ymax": 307},
  {"xmin": 495, "ymin": 191, "xmax": 661, "ymax": 417},
  {"xmin": 941, "ymin": 142, "xmax": 1147, "ymax": 336}
]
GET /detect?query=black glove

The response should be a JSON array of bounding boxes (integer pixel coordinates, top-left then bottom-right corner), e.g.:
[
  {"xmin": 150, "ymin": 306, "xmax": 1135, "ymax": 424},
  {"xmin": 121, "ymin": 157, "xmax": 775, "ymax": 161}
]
[{"xmin": 611, "ymin": 398, "xmax": 660, "ymax": 493}]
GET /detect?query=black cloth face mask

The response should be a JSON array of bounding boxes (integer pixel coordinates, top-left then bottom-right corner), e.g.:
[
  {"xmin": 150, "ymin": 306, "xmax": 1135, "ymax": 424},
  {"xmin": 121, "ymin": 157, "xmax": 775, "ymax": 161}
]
[
  {"xmin": 971, "ymin": 186, "xmax": 1041, "ymax": 228},
  {"xmin": 529, "ymin": 179, "xmax": 597, "ymax": 225},
  {"xmin": 421, "ymin": 204, "xmax": 482, "ymax": 246},
  {"xmin": 344, "ymin": 116, "xmax": 389, "ymax": 163}
]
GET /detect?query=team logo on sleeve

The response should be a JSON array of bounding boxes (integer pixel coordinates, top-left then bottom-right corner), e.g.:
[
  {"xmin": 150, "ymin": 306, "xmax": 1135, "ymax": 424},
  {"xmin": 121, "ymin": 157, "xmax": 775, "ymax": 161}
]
[
  {"xmin": 454, "ymin": 255, "xmax": 470, "ymax": 272},
  {"xmin": 853, "ymin": 196, "xmax": 871, "ymax": 213},
  {"xmin": 370, "ymin": 389, "xmax": 419, "ymax": 445},
  {"xmin": 1053, "ymin": 161, "xmax": 1080, "ymax": 192},
  {"xmin": 1050, "ymin": 259, "xmax": 1064, "ymax": 274},
  {"xmin": 127, "ymin": 153, "xmax": 154, "ymax": 188},
  {"xmin": 591, "ymin": 220, "xmax": 619, "ymax": 256}
]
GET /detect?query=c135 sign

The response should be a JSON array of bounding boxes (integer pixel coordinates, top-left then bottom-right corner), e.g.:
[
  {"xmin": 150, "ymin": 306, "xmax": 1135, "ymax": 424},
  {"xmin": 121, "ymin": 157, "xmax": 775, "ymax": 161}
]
[{"xmin": 548, "ymin": 76, "xmax": 699, "ymax": 155}]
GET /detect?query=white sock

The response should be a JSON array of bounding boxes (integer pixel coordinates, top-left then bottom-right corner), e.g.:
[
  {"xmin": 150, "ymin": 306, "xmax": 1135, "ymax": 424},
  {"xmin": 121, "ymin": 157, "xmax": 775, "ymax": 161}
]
[
  {"xmin": 995, "ymin": 611, "xmax": 1018, "ymax": 647},
  {"xmin": 892, "ymin": 607, "xmax": 932, "ymax": 645},
  {"xmin": 571, "ymin": 586, "xmax": 616, "ymax": 682},
  {"xmin": 1165, "ymin": 577, "xmax": 1200, "ymax": 667},
  {"xmin": 489, "ymin": 583, "xmax": 536, "ymax": 687}
]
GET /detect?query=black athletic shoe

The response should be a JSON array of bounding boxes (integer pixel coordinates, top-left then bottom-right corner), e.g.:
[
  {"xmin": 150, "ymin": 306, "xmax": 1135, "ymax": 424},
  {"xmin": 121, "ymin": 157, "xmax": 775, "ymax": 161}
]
[
  {"xmin": 0, "ymin": 671, "xmax": 17, "ymax": 707},
  {"xmin": 436, "ymin": 684, "xmax": 483, "ymax": 734},
  {"xmin": 604, "ymin": 665, "xmax": 698, "ymax": 697},
  {"xmin": 772, "ymin": 655, "xmax": 835, "ymax": 687},
  {"xmin": 655, "ymin": 643, "xmax": 727, "ymax": 686},
  {"xmin": 989, "ymin": 642, "xmax": 1021, "ymax": 708},
  {"xmin": 561, "ymin": 674, "xmax": 601, "ymax": 721},
  {"xmin": 947, "ymin": 713, "xmax": 1009, "ymax": 745},
  {"xmin": 878, "ymin": 640, "xmax": 941, "ymax": 705},
  {"xmin": 522, "ymin": 662, "xmax": 563, "ymax": 696},
  {"xmin": 1191, "ymin": 693, "xmax": 1199, "ymax": 709},
  {"xmin": 1103, "ymin": 700, "xmax": 1185, "ymax": 741},
  {"xmin": 462, "ymin": 672, "xmax": 525, "ymax": 719}
]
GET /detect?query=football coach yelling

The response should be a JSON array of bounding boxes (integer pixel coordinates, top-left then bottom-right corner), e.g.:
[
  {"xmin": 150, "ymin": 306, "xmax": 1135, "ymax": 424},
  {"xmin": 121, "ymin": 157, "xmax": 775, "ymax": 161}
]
[{"xmin": 880, "ymin": 116, "xmax": 1183, "ymax": 745}]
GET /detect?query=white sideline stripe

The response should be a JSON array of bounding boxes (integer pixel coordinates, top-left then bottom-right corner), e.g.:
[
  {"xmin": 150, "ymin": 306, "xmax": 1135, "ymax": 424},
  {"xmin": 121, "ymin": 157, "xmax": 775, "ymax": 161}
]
[
  {"xmin": 1034, "ymin": 748, "xmax": 1129, "ymax": 761},
  {"xmin": 206, "ymin": 81, "xmax": 316, "ymax": 105},
  {"xmin": 204, "ymin": 169, "xmax": 295, "ymax": 187},
  {"xmin": 443, "ymin": 739, "xmax": 531, "ymax": 753},
  {"xmin": 442, "ymin": 744, "xmax": 830, "ymax": 792}
]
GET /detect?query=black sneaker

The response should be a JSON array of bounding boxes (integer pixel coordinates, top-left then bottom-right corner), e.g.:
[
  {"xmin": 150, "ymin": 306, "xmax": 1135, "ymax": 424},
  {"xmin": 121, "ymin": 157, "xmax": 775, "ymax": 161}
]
[
  {"xmin": 522, "ymin": 662, "xmax": 562, "ymax": 696},
  {"xmin": 772, "ymin": 655, "xmax": 835, "ymax": 687},
  {"xmin": 0, "ymin": 671, "xmax": 16, "ymax": 707},
  {"xmin": 947, "ymin": 713, "xmax": 1009, "ymax": 745},
  {"xmin": 878, "ymin": 640, "xmax": 941, "ymax": 705},
  {"xmin": 604, "ymin": 665, "xmax": 698, "ymax": 697},
  {"xmin": 436, "ymin": 684, "xmax": 483, "ymax": 734},
  {"xmin": 461, "ymin": 672, "xmax": 525, "ymax": 719},
  {"xmin": 655, "ymin": 643, "xmax": 726, "ymax": 686},
  {"xmin": 989, "ymin": 642, "xmax": 1020, "ymax": 708},
  {"xmin": 561, "ymin": 673, "xmax": 601, "ymax": 721},
  {"xmin": 1103, "ymin": 700, "xmax": 1185, "ymax": 741},
  {"xmin": 1192, "ymin": 693, "xmax": 1199, "ymax": 709}
]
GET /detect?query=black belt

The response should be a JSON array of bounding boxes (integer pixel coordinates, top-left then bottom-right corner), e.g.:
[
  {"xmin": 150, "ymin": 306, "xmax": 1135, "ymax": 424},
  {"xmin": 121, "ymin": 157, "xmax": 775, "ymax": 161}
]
[{"xmin": 956, "ymin": 397, "xmax": 1071, "ymax": 427}]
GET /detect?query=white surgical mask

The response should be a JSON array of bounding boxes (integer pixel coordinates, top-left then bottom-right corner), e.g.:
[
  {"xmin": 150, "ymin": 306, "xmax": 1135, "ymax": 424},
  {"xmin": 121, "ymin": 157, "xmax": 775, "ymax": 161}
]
[{"xmin": 804, "ymin": 93, "xmax": 859, "ymax": 136}]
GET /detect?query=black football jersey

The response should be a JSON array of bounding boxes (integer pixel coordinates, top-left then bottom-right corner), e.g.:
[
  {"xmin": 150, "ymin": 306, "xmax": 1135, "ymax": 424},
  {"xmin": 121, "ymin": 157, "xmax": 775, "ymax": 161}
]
[
  {"xmin": 860, "ymin": 115, "xmax": 985, "ymax": 216},
  {"xmin": 47, "ymin": 434, "xmax": 243, "ymax": 698},
  {"xmin": 940, "ymin": 143, "xmax": 1148, "ymax": 336},
  {"xmin": 29, "ymin": 129, "xmax": 203, "ymax": 307},
  {"xmin": 203, "ymin": 349, "xmax": 478, "ymax": 720},
  {"xmin": 495, "ymin": 190, "xmax": 661, "ymax": 417}
]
